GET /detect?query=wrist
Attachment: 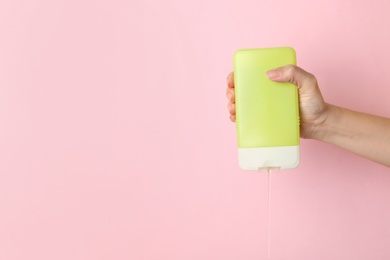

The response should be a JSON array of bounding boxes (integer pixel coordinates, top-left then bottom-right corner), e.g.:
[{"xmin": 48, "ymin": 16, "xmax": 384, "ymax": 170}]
[{"xmin": 304, "ymin": 103, "xmax": 339, "ymax": 141}]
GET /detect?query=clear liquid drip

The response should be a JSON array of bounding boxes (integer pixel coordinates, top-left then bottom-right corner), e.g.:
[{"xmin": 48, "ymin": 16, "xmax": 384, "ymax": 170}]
[{"xmin": 268, "ymin": 168, "xmax": 271, "ymax": 259}]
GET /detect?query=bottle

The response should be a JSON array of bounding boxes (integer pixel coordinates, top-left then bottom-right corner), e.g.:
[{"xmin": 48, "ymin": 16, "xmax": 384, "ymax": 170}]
[{"xmin": 234, "ymin": 47, "xmax": 300, "ymax": 170}]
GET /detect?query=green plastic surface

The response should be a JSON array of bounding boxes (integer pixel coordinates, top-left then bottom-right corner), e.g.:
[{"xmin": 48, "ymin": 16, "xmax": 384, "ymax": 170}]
[{"xmin": 234, "ymin": 47, "xmax": 300, "ymax": 148}]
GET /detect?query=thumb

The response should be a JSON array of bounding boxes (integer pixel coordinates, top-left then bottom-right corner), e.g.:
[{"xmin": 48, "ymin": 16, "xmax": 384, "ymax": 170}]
[{"xmin": 266, "ymin": 65, "xmax": 315, "ymax": 88}]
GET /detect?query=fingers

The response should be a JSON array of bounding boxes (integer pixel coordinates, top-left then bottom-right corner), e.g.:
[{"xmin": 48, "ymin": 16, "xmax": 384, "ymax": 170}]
[
  {"xmin": 226, "ymin": 71, "xmax": 236, "ymax": 122},
  {"xmin": 227, "ymin": 102, "xmax": 236, "ymax": 115},
  {"xmin": 266, "ymin": 65, "xmax": 316, "ymax": 88},
  {"xmin": 228, "ymin": 103, "xmax": 236, "ymax": 122},
  {"xmin": 226, "ymin": 87, "xmax": 235, "ymax": 103},
  {"xmin": 227, "ymin": 100, "xmax": 236, "ymax": 122},
  {"xmin": 227, "ymin": 72, "xmax": 234, "ymax": 88},
  {"xmin": 226, "ymin": 72, "xmax": 235, "ymax": 103}
]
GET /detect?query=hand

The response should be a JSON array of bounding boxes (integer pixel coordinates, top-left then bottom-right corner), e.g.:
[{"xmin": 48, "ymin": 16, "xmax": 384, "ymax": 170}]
[{"xmin": 226, "ymin": 65, "xmax": 328, "ymax": 139}]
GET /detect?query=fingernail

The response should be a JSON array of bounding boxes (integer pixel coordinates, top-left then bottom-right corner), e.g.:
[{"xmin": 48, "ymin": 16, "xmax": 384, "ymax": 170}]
[{"xmin": 266, "ymin": 69, "xmax": 279, "ymax": 79}]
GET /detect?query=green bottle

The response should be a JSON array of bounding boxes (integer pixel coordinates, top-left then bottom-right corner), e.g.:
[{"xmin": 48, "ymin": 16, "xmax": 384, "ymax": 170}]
[{"xmin": 234, "ymin": 47, "xmax": 300, "ymax": 170}]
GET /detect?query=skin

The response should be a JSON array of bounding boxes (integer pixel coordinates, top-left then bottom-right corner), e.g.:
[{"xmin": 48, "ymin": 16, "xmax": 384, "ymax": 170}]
[{"xmin": 226, "ymin": 65, "xmax": 390, "ymax": 167}]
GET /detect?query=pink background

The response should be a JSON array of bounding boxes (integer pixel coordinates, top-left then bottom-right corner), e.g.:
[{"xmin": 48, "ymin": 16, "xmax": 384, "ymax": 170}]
[{"xmin": 1, "ymin": 0, "xmax": 390, "ymax": 259}]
